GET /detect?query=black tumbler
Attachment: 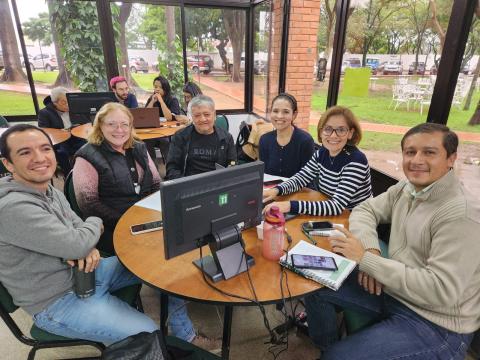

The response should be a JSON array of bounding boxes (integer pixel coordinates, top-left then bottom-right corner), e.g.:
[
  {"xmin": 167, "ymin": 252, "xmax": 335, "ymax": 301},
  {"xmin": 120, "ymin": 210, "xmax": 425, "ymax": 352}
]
[{"xmin": 73, "ymin": 261, "xmax": 96, "ymax": 298}]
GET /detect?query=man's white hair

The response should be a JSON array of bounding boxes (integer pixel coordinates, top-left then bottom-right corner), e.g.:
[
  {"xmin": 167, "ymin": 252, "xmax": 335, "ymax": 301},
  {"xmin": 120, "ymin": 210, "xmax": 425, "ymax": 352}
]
[
  {"xmin": 187, "ymin": 94, "xmax": 215, "ymax": 119},
  {"xmin": 50, "ymin": 87, "xmax": 68, "ymax": 103}
]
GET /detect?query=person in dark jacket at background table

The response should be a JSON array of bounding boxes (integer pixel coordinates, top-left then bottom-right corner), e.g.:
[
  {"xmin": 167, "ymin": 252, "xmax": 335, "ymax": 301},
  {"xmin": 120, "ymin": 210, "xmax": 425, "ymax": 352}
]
[
  {"xmin": 110, "ymin": 76, "xmax": 138, "ymax": 109},
  {"xmin": 38, "ymin": 87, "xmax": 88, "ymax": 175},
  {"xmin": 166, "ymin": 95, "xmax": 236, "ymax": 180}
]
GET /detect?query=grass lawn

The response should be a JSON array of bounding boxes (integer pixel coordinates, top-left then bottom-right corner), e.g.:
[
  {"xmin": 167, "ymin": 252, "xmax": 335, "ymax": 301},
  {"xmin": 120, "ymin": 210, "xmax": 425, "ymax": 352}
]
[
  {"xmin": 32, "ymin": 71, "xmax": 58, "ymax": 84},
  {"xmin": 311, "ymin": 80, "xmax": 480, "ymax": 133},
  {"xmin": 308, "ymin": 125, "xmax": 403, "ymax": 152},
  {"xmin": 0, "ymin": 91, "xmax": 38, "ymax": 115}
]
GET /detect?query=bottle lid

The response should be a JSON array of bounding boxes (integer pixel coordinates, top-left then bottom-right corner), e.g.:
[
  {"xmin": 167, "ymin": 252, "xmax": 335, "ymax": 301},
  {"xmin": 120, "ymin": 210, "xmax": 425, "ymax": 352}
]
[{"xmin": 265, "ymin": 206, "xmax": 285, "ymax": 225}]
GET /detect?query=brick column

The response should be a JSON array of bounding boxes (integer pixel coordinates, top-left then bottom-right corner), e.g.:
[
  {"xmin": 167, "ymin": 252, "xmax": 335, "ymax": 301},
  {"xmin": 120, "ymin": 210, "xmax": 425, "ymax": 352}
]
[{"xmin": 285, "ymin": 0, "xmax": 321, "ymax": 130}]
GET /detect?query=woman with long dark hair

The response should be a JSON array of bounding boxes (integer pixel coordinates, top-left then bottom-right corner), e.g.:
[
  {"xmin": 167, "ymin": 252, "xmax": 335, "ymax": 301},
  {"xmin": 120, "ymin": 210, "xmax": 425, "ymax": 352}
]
[{"xmin": 145, "ymin": 75, "xmax": 181, "ymax": 121}]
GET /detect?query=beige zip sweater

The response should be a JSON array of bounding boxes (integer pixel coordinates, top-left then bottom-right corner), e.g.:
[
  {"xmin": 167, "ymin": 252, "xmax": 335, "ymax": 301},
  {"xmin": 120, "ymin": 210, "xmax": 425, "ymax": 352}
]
[{"xmin": 350, "ymin": 171, "xmax": 480, "ymax": 333}]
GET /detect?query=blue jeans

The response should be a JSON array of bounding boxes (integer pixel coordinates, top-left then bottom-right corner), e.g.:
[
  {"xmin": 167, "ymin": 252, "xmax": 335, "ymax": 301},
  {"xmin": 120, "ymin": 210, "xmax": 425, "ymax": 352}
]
[
  {"xmin": 33, "ymin": 256, "xmax": 195, "ymax": 344},
  {"xmin": 305, "ymin": 270, "xmax": 473, "ymax": 360}
]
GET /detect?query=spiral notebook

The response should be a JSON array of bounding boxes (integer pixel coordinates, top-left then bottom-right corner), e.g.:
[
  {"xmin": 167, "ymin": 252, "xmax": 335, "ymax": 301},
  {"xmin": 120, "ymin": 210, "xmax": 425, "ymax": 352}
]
[{"xmin": 279, "ymin": 240, "xmax": 357, "ymax": 291}]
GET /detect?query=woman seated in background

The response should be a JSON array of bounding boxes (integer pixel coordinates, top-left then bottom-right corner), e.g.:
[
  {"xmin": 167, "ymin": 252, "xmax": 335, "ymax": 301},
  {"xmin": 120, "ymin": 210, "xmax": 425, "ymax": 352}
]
[
  {"xmin": 175, "ymin": 82, "xmax": 202, "ymax": 124},
  {"xmin": 72, "ymin": 102, "xmax": 216, "ymax": 348},
  {"xmin": 145, "ymin": 75, "xmax": 181, "ymax": 121},
  {"xmin": 259, "ymin": 93, "xmax": 315, "ymax": 178},
  {"xmin": 263, "ymin": 105, "xmax": 372, "ymax": 216}
]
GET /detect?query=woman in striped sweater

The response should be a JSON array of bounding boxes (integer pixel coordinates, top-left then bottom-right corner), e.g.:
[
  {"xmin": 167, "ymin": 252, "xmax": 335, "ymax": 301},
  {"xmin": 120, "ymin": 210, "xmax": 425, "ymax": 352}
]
[{"xmin": 263, "ymin": 106, "xmax": 372, "ymax": 216}]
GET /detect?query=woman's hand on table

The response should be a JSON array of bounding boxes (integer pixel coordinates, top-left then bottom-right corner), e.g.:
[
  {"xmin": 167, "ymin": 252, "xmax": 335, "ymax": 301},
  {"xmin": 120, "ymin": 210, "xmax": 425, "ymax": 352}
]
[
  {"xmin": 263, "ymin": 187, "xmax": 279, "ymax": 203},
  {"xmin": 263, "ymin": 201, "xmax": 291, "ymax": 215}
]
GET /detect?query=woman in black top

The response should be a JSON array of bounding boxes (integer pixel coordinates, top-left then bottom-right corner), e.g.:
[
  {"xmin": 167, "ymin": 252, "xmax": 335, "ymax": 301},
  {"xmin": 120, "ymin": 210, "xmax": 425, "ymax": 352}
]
[
  {"xmin": 175, "ymin": 82, "xmax": 203, "ymax": 124},
  {"xmin": 145, "ymin": 75, "xmax": 181, "ymax": 121}
]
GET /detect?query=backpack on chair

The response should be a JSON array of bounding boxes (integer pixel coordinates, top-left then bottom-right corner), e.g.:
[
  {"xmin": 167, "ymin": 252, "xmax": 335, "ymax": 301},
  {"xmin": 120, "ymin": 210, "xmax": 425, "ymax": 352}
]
[{"xmin": 236, "ymin": 119, "xmax": 274, "ymax": 163}]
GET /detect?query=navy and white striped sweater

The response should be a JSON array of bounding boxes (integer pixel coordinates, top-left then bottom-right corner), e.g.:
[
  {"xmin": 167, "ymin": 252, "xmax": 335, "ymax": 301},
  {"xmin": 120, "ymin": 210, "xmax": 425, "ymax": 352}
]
[{"xmin": 277, "ymin": 145, "xmax": 372, "ymax": 216}]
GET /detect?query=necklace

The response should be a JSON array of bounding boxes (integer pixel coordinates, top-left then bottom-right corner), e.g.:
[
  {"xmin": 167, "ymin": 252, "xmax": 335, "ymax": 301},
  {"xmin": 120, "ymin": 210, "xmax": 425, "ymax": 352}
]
[{"xmin": 329, "ymin": 155, "xmax": 335, "ymax": 165}]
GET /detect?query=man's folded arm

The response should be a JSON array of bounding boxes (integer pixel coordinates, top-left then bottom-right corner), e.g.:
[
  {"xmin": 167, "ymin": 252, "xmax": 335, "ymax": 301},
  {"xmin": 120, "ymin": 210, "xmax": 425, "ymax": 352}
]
[{"xmin": 0, "ymin": 200, "xmax": 101, "ymax": 260}]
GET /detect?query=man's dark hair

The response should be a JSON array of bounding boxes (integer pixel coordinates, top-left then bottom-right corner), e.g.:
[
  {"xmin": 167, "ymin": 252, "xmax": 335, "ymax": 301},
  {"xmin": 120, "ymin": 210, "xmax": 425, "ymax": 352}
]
[
  {"xmin": 272, "ymin": 92, "xmax": 298, "ymax": 113},
  {"xmin": 183, "ymin": 82, "xmax": 202, "ymax": 97},
  {"xmin": 0, "ymin": 124, "xmax": 53, "ymax": 162},
  {"xmin": 153, "ymin": 75, "xmax": 172, "ymax": 99},
  {"xmin": 401, "ymin": 123, "xmax": 458, "ymax": 157}
]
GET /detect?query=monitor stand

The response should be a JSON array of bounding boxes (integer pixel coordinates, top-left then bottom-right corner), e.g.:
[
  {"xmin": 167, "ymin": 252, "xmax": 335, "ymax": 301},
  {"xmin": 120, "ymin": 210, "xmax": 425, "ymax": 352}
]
[{"xmin": 192, "ymin": 226, "xmax": 255, "ymax": 283}]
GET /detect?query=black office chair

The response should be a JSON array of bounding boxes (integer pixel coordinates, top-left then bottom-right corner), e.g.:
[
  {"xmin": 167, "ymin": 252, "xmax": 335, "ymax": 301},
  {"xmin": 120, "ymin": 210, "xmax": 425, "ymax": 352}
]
[{"xmin": 0, "ymin": 281, "xmax": 105, "ymax": 360}]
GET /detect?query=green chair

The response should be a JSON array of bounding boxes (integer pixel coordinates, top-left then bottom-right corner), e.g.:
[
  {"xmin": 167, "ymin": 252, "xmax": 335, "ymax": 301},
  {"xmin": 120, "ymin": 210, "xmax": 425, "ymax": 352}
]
[
  {"xmin": 215, "ymin": 114, "xmax": 229, "ymax": 132},
  {"xmin": 0, "ymin": 115, "xmax": 8, "ymax": 128},
  {"xmin": 165, "ymin": 335, "xmax": 222, "ymax": 360},
  {"xmin": 63, "ymin": 171, "xmax": 143, "ymax": 311},
  {"xmin": 343, "ymin": 239, "xmax": 389, "ymax": 334},
  {"xmin": 0, "ymin": 281, "xmax": 105, "ymax": 360},
  {"xmin": 63, "ymin": 171, "xmax": 84, "ymax": 219},
  {"xmin": 0, "ymin": 160, "xmax": 11, "ymax": 179}
]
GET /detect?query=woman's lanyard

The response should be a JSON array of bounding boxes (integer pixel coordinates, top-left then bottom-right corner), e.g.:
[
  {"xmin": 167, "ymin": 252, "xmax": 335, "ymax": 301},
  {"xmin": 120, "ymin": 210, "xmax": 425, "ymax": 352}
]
[{"xmin": 125, "ymin": 149, "xmax": 140, "ymax": 194}]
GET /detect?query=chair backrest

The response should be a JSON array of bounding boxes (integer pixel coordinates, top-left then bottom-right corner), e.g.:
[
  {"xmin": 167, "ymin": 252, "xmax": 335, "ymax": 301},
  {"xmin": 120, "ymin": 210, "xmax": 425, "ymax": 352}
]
[
  {"xmin": 215, "ymin": 114, "xmax": 229, "ymax": 131},
  {"xmin": 0, "ymin": 282, "xmax": 18, "ymax": 314},
  {"xmin": 63, "ymin": 171, "xmax": 83, "ymax": 218},
  {"xmin": 0, "ymin": 115, "xmax": 8, "ymax": 128},
  {"xmin": 370, "ymin": 167, "xmax": 398, "ymax": 197}
]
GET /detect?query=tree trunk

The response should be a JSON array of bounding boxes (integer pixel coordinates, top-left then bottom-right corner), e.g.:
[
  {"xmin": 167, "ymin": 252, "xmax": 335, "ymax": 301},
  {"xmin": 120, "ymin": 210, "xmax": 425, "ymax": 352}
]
[
  {"xmin": 468, "ymin": 98, "xmax": 480, "ymax": 125},
  {"xmin": 464, "ymin": 58, "xmax": 480, "ymax": 110},
  {"xmin": 118, "ymin": 3, "xmax": 139, "ymax": 87},
  {"xmin": 323, "ymin": 0, "xmax": 335, "ymax": 62},
  {"xmin": 48, "ymin": 0, "xmax": 72, "ymax": 87},
  {"xmin": 166, "ymin": 6, "xmax": 176, "ymax": 78},
  {"xmin": 429, "ymin": 0, "xmax": 445, "ymax": 51},
  {"xmin": 216, "ymin": 39, "xmax": 229, "ymax": 74},
  {"xmin": 0, "ymin": 0, "xmax": 26, "ymax": 82},
  {"xmin": 222, "ymin": 9, "xmax": 245, "ymax": 82}
]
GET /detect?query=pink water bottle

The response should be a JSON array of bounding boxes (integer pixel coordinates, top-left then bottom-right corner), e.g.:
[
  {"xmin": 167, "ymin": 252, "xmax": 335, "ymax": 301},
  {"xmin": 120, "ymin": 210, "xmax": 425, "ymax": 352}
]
[{"xmin": 263, "ymin": 206, "xmax": 286, "ymax": 261}]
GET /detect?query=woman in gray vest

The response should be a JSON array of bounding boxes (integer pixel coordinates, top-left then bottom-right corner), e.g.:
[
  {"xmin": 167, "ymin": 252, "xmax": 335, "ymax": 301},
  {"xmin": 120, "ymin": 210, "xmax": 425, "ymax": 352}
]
[
  {"xmin": 72, "ymin": 103, "xmax": 217, "ymax": 348},
  {"xmin": 73, "ymin": 102, "xmax": 159, "ymax": 254}
]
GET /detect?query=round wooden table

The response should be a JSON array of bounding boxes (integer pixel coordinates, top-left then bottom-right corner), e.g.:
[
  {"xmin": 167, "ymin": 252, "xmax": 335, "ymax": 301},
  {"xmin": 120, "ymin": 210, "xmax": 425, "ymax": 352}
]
[
  {"xmin": 114, "ymin": 188, "xmax": 349, "ymax": 359},
  {"xmin": 0, "ymin": 127, "xmax": 71, "ymax": 146},
  {"xmin": 71, "ymin": 122, "xmax": 183, "ymax": 141}
]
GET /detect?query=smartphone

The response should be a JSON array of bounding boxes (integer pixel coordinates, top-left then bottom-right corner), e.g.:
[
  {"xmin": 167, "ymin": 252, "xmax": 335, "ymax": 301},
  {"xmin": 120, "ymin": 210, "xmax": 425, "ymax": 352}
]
[
  {"xmin": 291, "ymin": 254, "xmax": 338, "ymax": 271},
  {"xmin": 130, "ymin": 220, "xmax": 163, "ymax": 235},
  {"xmin": 302, "ymin": 221, "xmax": 334, "ymax": 232}
]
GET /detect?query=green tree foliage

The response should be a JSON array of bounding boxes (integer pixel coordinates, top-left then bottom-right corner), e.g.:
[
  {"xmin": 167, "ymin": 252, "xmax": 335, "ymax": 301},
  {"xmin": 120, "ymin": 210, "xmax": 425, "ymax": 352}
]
[
  {"xmin": 137, "ymin": 6, "xmax": 166, "ymax": 50},
  {"xmin": 51, "ymin": 1, "xmax": 106, "ymax": 91},
  {"xmin": 22, "ymin": 12, "xmax": 52, "ymax": 46}
]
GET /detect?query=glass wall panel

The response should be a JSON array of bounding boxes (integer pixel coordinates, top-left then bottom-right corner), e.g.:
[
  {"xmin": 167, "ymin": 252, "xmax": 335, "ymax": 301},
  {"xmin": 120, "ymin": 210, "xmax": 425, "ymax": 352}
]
[
  {"xmin": 253, "ymin": 0, "xmax": 273, "ymax": 117},
  {"xmin": 309, "ymin": 0, "xmax": 336, "ymax": 136},
  {"xmin": 0, "ymin": 0, "xmax": 35, "ymax": 116},
  {"xmin": 336, "ymin": 0, "xmax": 454, "ymax": 179},
  {"xmin": 446, "ymin": 14, "xmax": 480, "ymax": 194},
  {"xmin": 17, "ymin": 0, "xmax": 107, "ymax": 110},
  {"xmin": 184, "ymin": 6, "xmax": 246, "ymax": 110},
  {"xmin": 110, "ymin": 3, "xmax": 184, "ymax": 109}
]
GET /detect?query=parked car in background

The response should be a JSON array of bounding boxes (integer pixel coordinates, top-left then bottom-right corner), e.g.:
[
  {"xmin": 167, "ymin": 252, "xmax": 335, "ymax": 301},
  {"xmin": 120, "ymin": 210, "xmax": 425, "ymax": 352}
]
[
  {"xmin": 378, "ymin": 60, "xmax": 403, "ymax": 75},
  {"xmin": 366, "ymin": 57, "xmax": 380, "ymax": 74},
  {"xmin": 408, "ymin": 62, "xmax": 426, "ymax": 75},
  {"xmin": 27, "ymin": 54, "xmax": 57, "ymax": 71},
  {"xmin": 0, "ymin": 51, "xmax": 4, "ymax": 70},
  {"xmin": 188, "ymin": 54, "xmax": 214, "ymax": 74},
  {"xmin": 341, "ymin": 58, "xmax": 361, "ymax": 74},
  {"xmin": 129, "ymin": 57, "xmax": 148, "ymax": 73},
  {"xmin": 228, "ymin": 56, "xmax": 246, "ymax": 73}
]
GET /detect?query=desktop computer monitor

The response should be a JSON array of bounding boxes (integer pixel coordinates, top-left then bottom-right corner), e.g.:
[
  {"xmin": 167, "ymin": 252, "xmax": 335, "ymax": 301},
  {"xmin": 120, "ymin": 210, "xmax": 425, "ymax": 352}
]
[
  {"xmin": 160, "ymin": 161, "xmax": 264, "ymax": 281},
  {"xmin": 67, "ymin": 92, "xmax": 117, "ymax": 122}
]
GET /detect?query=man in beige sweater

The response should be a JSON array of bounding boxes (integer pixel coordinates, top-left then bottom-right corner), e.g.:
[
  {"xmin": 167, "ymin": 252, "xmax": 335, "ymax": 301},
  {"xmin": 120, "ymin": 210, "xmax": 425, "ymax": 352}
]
[{"xmin": 305, "ymin": 123, "xmax": 480, "ymax": 360}]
